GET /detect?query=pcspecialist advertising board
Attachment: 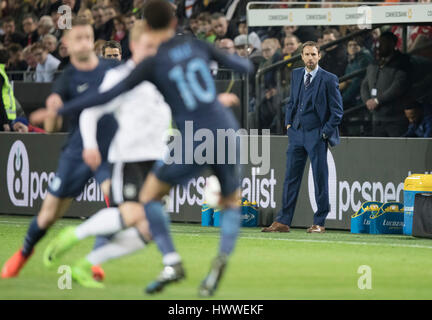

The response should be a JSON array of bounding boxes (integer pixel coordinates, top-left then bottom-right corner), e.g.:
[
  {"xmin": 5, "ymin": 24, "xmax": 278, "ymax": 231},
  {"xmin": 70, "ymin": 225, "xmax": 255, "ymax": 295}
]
[{"xmin": 1, "ymin": 133, "xmax": 431, "ymax": 230}]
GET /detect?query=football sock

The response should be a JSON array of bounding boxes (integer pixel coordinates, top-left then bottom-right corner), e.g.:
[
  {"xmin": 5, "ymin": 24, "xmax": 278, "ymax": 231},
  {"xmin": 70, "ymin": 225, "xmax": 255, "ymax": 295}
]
[
  {"xmin": 86, "ymin": 228, "xmax": 146, "ymax": 265},
  {"xmin": 219, "ymin": 207, "xmax": 241, "ymax": 256},
  {"xmin": 21, "ymin": 217, "xmax": 47, "ymax": 257},
  {"xmin": 104, "ymin": 195, "xmax": 110, "ymax": 208},
  {"xmin": 92, "ymin": 235, "xmax": 112, "ymax": 250},
  {"xmin": 143, "ymin": 201, "xmax": 181, "ymax": 265},
  {"xmin": 75, "ymin": 207, "xmax": 125, "ymax": 240}
]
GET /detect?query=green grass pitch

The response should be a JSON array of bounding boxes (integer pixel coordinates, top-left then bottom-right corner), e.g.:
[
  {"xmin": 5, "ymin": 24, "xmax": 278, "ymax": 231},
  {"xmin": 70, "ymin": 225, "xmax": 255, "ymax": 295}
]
[{"xmin": 1, "ymin": 215, "xmax": 432, "ymax": 300}]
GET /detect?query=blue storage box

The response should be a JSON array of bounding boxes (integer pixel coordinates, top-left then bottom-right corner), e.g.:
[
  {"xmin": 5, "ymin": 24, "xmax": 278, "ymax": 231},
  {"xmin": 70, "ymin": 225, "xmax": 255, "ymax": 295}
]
[
  {"xmin": 369, "ymin": 202, "xmax": 404, "ymax": 234},
  {"xmin": 241, "ymin": 201, "xmax": 259, "ymax": 227},
  {"xmin": 213, "ymin": 208, "xmax": 222, "ymax": 227},
  {"xmin": 403, "ymin": 174, "xmax": 432, "ymax": 235},
  {"xmin": 201, "ymin": 202, "xmax": 213, "ymax": 227},
  {"xmin": 351, "ymin": 201, "xmax": 382, "ymax": 234}
]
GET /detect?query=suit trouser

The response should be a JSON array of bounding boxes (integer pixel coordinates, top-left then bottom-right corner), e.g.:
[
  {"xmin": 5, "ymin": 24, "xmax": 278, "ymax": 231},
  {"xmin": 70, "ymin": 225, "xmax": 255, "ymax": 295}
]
[{"xmin": 276, "ymin": 126, "xmax": 330, "ymax": 227}]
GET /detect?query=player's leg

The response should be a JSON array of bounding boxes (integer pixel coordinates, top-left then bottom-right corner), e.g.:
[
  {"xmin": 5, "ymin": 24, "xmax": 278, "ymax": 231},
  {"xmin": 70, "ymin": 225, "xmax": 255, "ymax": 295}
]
[
  {"xmin": 56, "ymin": 162, "xmax": 153, "ymax": 288},
  {"xmin": 199, "ymin": 189, "xmax": 242, "ymax": 297},
  {"xmin": 90, "ymin": 178, "xmax": 113, "ymax": 280},
  {"xmin": 199, "ymin": 162, "xmax": 242, "ymax": 296},
  {"xmin": 1, "ymin": 193, "xmax": 72, "ymax": 278},
  {"xmin": 44, "ymin": 162, "xmax": 153, "ymax": 282},
  {"xmin": 71, "ymin": 223, "xmax": 149, "ymax": 289},
  {"xmin": 42, "ymin": 156, "xmax": 113, "ymax": 267},
  {"xmin": 139, "ymin": 171, "xmax": 185, "ymax": 294}
]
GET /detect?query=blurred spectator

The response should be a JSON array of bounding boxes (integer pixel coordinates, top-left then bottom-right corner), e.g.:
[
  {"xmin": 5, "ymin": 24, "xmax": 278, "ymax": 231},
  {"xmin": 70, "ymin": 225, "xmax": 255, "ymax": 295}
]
[
  {"xmin": 112, "ymin": 16, "xmax": 126, "ymax": 42},
  {"xmin": 56, "ymin": 40, "xmax": 70, "ymax": 70},
  {"xmin": 42, "ymin": 34, "xmax": 58, "ymax": 55},
  {"xmin": 282, "ymin": 34, "xmax": 302, "ymax": 66},
  {"xmin": 0, "ymin": 48, "xmax": 16, "ymax": 131},
  {"xmin": 234, "ymin": 33, "xmax": 263, "ymax": 61},
  {"xmin": 184, "ymin": 11, "xmax": 200, "ymax": 36},
  {"xmin": 213, "ymin": 38, "xmax": 236, "ymax": 79},
  {"xmin": 282, "ymin": 25, "xmax": 320, "ymax": 43},
  {"xmin": 248, "ymin": 32, "xmax": 262, "ymax": 53},
  {"xmin": 344, "ymin": 25, "xmax": 374, "ymax": 53},
  {"xmin": 6, "ymin": 44, "xmax": 27, "ymax": 81},
  {"xmin": 62, "ymin": 0, "xmax": 80, "ymax": 14},
  {"xmin": 176, "ymin": 0, "xmax": 201, "ymax": 27},
  {"xmin": 260, "ymin": 38, "xmax": 282, "ymax": 71},
  {"xmin": 31, "ymin": 41, "xmax": 60, "ymax": 82},
  {"xmin": 218, "ymin": 38, "xmax": 235, "ymax": 54},
  {"xmin": 78, "ymin": 8, "xmax": 94, "ymax": 25},
  {"xmin": 392, "ymin": 25, "xmax": 432, "ymax": 53},
  {"xmin": 92, "ymin": 4, "xmax": 105, "ymax": 30},
  {"xmin": 92, "ymin": 4, "xmax": 114, "ymax": 40},
  {"xmin": 234, "ymin": 34, "xmax": 251, "ymax": 58},
  {"xmin": 34, "ymin": 0, "xmax": 61, "ymax": 18},
  {"xmin": 258, "ymin": 38, "xmax": 283, "ymax": 132},
  {"xmin": 210, "ymin": 12, "xmax": 236, "ymax": 40},
  {"xmin": 370, "ymin": 28, "xmax": 381, "ymax": 56},
  {"xmin": 237, "ymin": 16, "xmax": 247, "ymax": 36},
  {"xmin": 0, "ymin": 16, "xmax": 26, "ymax": 47},
  {"xmin": 104, "ymin": 5, "xmax": 118, "ymax": 22},
  {"xmin": 94, "ymin": 39, "xmax": 106, "ymax": 57},
  {"xmin": 281, "ymin": 35, "xmax": 304, "ymax": 98},
  {"xmin": 197, "ymin": 12, "xmax": 215, "ymax": 43},
  {"xmin": 340, "ymin": 39, "xmax": 373, "ymax": 107},
  {"xmin": 37, "ymin": 15, "xmax": 55, "ymax": 40},
  {"xmin": 361, "ymin": 31, "xmax": 411, "ymax": 137},
  {"xmin": 12, "ymin": 117, "xmax": 46, "ymax": 133},
  {"xmin": 22, "ymin": 45, "xmax": 37, "ymax": 82},
  {"xmin": 112, "ymin": 16, "xmax": 131, "ymax": 60},
  {"xmin": 22, "ymin": 14, "xmax": 40, "ymax": 47},
  {"xmin": 320, "ymin": 28, "xmax": 347, "ymax": 77},
  {"xmin": 49, "ymin": 6, "xmax": 64, "ymax": 40},
  {"xmin": 102, "ymin": 40, "xmax": 122, "ymax": 61},
  {"xmin": 403, "ymin": 104, "xmax": 432, "ymax": 137},
  {"xmin": 124, "ymin": 12, "xmax": 136, "ymax": 31}
]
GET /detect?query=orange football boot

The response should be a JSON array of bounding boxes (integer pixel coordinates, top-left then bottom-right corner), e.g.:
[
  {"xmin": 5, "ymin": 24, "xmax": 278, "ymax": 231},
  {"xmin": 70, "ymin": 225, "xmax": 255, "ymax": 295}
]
[
  {"xmin": 91, "ymin": 265, "xmax": 105, "ymax": 282},
  {"xmin": 1, "ymin": 249, "xmax": 33, "ymax": 278}
]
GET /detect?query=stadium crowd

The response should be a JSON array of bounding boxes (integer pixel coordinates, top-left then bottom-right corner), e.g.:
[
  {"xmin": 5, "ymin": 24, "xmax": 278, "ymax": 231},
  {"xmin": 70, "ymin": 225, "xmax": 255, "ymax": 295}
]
[{"xmin": 0, "ymin": 0, "xmax": 431, "ymax": 137}]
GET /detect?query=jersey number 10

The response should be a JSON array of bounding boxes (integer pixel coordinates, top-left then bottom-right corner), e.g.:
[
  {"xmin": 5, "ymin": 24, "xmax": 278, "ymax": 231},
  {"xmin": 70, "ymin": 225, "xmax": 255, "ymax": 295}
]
[{"xmin": 168, "ymin": 58, "xmax": 216, "ymax": 111}]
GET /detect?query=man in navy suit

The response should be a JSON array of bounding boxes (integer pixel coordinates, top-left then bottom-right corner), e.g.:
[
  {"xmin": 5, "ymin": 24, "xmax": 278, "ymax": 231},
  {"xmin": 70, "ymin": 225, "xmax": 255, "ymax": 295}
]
[{"xmin": 262, "ymin": 41, "xmax": 343, "ymax": 233}]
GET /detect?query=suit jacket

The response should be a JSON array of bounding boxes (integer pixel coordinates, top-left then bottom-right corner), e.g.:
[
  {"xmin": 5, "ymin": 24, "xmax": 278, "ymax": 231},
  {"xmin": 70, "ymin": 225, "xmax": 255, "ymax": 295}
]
[{"xmin": 285, "ymin": 67, "xmax": 344, "ymax": 147}]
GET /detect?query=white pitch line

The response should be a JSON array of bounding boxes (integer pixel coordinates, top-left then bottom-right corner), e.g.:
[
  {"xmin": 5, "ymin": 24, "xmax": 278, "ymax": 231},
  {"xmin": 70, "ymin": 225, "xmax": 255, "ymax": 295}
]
[
  {"xmin": 171, "ymin": 231, "xmax": 432, "ymax": 250},
  {"xmin": 2, "ymin": 220, "xmax": 432, "ymax": 250}
]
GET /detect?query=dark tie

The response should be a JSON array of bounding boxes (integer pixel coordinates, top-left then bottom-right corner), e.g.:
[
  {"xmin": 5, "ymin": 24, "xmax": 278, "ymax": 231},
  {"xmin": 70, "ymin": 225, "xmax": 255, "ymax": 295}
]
[{"xmin": 305, "ymin": 73, "xmax": 312, "ymax": 87}]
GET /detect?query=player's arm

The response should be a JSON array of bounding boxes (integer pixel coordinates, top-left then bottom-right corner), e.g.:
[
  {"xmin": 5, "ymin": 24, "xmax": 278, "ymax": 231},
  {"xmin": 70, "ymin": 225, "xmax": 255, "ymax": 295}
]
[
  {"xmin": 30, "ymin": 69, "xmax": 69, "ymax": 130},
  {"xmin": 204, "ymin": 41, "xmax": 254, "ymax": 74},
  {"xmin": 80, "ymin": 69, "xmax": 125, "ymax": 170},
  {"xmin": 58, "ymin": 59, "xmax": 153, "ymax": 117},
  {"xmin": 80, "ymin": 106, "xmax": 112, "ymax": 171},
  {"xmin": 43, "ymin": 93, "xmax": 63, "ymax": 132}
]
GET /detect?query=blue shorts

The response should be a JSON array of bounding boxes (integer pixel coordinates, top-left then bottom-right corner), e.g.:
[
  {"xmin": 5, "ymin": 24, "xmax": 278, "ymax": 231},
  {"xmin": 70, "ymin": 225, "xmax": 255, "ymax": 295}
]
[
  {"xmin": 153, "ymin": 161, "xmax": 240, "ymax": 197},
  {"xmin": 153, "ymin": 132, "xmax": 241, "ymax": 197},
  {"xmin": 48, "ymin": 151, "xmax": 111, "ymax": 198}
]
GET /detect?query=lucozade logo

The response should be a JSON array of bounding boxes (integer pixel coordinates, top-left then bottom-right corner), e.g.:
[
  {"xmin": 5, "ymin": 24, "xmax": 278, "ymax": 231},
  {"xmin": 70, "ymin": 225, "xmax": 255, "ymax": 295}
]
[{"xmin": 7, "ymin": 140, "xmax": 30, "ymax": 206}]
